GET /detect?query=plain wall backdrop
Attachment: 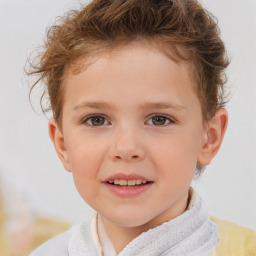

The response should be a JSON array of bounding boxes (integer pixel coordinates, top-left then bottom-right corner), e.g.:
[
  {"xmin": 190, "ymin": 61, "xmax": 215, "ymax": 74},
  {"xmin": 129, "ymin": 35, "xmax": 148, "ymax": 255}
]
[{"xmin": 0, "ymin": 0, "xmax": 255, "ymax": 230}]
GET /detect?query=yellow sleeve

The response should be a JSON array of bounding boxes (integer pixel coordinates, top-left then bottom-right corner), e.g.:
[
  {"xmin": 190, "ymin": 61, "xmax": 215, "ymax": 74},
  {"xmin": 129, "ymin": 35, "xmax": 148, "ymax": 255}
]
[{"xmin": 210, "ymin": 216, "xmax": 256, "ymax": 256}]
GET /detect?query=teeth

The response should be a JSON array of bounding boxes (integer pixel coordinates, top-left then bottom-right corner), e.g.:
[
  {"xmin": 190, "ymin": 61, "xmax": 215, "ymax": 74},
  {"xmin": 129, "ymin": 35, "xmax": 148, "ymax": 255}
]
[
  {"xmin": 119, "ymin": 180, "xmax": 128, "ymax": 186},
  {"xmin": 109, "ymin": 179, "xmax": 148, "ymax": 186},
  {"xmin": 128, "ymin": 180, "xmax": 136, "ymax": 186}
]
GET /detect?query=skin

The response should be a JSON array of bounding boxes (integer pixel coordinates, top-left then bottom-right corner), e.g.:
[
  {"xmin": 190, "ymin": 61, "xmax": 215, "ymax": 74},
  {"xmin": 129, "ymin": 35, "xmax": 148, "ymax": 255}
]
[{"xmin": 49, "ymin": 44, "xmax": 228, "ymax": 253}]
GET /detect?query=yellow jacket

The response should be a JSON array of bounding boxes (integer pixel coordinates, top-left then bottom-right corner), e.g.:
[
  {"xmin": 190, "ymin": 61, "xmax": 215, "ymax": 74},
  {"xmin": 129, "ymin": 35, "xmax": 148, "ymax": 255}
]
[{"xmin": 210, "ymin": 216, "xmax": 256, "ymax": 256}]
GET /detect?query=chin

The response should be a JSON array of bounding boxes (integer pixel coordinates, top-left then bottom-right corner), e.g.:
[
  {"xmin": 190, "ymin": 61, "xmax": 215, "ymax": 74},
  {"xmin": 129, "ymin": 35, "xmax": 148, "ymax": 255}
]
[{"xmin": 104, "ymin": 210, "xmax": 157, "ymax": 229}]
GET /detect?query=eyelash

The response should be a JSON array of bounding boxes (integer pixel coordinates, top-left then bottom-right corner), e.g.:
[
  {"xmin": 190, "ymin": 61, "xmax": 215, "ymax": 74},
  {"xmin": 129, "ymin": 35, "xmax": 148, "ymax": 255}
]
[
  {"xmin": 82, "ymin": 114, "xmax": 109, "ymax": 127},
  {"xmin": 81, "ymin": 114, "xmax": 175, "ymax": 127},
  {"xmin": 147, "ymin": 114, "xmax": 175, "ymax": 126}
]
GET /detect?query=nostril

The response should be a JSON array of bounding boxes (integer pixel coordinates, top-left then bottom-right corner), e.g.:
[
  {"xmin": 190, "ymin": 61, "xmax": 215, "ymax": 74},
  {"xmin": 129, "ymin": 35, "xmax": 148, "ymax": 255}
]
[{"xmin": 111, "ymin": 147, "xmax": 146, "ymax": 162}]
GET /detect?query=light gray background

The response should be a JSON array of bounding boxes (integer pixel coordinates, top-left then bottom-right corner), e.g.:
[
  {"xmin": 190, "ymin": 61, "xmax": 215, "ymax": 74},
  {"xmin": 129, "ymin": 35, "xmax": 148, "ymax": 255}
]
[{"xmin": 0, "ymin": 0, "xmax": 255, "ymax": 230}]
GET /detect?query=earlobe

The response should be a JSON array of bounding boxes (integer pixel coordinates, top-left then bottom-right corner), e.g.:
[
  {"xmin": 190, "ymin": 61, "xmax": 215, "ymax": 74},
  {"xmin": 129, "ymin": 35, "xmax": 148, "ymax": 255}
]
[
  {"xmin": 198, "ymin": 108, "xmax": 228, "ymax": 166},
  {"xmin": 48, "ymin": 118, "xmax": 71, "ymax": 172}
]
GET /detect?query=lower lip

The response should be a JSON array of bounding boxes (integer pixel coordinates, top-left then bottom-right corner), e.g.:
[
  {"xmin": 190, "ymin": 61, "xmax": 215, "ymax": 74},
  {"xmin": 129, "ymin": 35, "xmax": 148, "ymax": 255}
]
[{"xmin": 103, "ymin": 183, "xmax": 153, "ymax": 197}]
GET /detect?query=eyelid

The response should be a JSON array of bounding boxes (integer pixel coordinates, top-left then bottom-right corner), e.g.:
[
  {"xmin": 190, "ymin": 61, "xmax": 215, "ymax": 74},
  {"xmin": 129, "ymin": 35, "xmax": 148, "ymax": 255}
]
[
  {"xmin": 80, "ymin": 113, "xmax": 176, "ymax": 126},
  {"xmin": 81, "ymin": 114, "xmax": 110, "ymax": 126},
  {"xmin": 146, "ymin": 114, "xmax": 176, "ymax": 126}
]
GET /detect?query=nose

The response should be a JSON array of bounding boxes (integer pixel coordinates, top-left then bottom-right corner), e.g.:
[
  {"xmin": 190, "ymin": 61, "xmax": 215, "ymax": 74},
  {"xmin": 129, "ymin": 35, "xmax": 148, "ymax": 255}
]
[{"xmin": 109, "ymin": 126, "xmax": 146, "ymax": 162}]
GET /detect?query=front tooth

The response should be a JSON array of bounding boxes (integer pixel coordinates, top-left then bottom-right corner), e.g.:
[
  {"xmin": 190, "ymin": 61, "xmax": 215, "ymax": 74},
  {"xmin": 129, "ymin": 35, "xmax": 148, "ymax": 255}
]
[
  {"xmin": 112, "ymin": 179, "xmax": 147, "ymax": 186},
  {"xmin": 119, "ymin": 180, "xmax": 128, "ymax": 186},
  {"xmin": 128, "ymin": 180, "xmax": 136, "ymax": 186}
]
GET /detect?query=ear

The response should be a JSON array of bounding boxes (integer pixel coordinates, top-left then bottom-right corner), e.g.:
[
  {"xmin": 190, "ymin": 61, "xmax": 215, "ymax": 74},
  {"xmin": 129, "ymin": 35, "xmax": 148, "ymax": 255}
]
[
  {"xmin": 48, "ymin": 118, "xmax": 71, "ymax": 172},
  {"xmin": 198, "ymin": 108, "xmax": 228, "ymax": 166}
]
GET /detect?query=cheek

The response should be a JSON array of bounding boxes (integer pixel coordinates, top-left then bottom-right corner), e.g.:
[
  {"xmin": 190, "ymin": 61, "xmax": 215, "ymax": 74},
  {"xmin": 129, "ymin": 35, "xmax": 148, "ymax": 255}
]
[
  {"xmin": 67, "ymin": 131, "xmax": 106, "ymax": 165},
  {"xmin": 64, "ymin": 137, "xmax": 104, "ymax": 193},
  {"xmin": 69, "ymin": 144, "xmax": 103, "ymax": 201},
  {"xmin": 148, "ymin": 133, "xmax": 199, "ymax": 177},
  {"xmin": 69, "ymin": 145, "xmax": 102, "ymax": 176}
]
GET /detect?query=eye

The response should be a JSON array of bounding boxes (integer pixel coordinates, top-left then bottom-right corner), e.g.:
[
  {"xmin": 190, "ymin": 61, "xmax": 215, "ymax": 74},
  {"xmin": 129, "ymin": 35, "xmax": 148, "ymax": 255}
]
[
  {"xmin": 147, "ymin": 115, "xmax": 174, "ymax": 126},
  {"xmin": 83, "ymin": 115, "xmax": 109, "ymax": 126}
]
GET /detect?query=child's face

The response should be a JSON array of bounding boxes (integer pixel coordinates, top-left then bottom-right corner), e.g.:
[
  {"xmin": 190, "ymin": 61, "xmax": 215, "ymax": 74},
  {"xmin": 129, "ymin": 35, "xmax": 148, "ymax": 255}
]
[{"xmin": 52, "ymin": 45, "xmax": 210, "ymax": 228}]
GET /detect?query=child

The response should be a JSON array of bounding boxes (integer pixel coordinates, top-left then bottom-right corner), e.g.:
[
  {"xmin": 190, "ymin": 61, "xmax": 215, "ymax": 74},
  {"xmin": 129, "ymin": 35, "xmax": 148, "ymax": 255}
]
[{"xmin": 28, "ymin": 0, "xmax": 256, "ymax": 255}]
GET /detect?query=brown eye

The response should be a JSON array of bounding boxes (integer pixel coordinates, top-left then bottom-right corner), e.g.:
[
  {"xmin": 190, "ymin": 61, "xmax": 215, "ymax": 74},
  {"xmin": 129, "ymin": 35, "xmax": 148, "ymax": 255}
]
[
  {"xmin": 148, "ymin": 115, "xmax": 173, "ymax": 126},
  {"xmin": 152, "ymin": 116, "xmax": 167, "ymax": 125},
  {"xmin": 85, "ymin": 115, "xmax": 108, "ymax": 126}
]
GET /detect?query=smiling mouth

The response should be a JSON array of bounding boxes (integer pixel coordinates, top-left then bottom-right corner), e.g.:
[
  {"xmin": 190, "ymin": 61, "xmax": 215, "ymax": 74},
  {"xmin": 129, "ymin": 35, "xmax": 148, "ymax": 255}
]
[
  {"xmin": 104, "ymin": 176, "xmax": 153, "ymax": 196},
  {"xmin": 106, "ymin": 179, "xmax": 152, "ymax": 187}
]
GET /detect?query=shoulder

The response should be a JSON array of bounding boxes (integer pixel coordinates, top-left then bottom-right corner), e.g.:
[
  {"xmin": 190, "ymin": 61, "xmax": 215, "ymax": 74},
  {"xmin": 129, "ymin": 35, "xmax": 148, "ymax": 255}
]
[
  {"xmin": 29, "ymin": 232, "xmax": 69, "ymax": 256},
  {"xmin": 210, "ymin": 216, "xmax": 256, "ymax": 256},
  {"xmin": 29, "ymin": 227, "xmax": 71, "ymax": 256},
  {"xmin": 29, "ymin": 222, "xmax": 93, "ymax": 256}
]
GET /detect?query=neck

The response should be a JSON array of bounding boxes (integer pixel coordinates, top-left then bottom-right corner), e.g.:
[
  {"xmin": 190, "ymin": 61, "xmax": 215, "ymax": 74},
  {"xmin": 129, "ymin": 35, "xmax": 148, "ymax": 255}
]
[{"xmin": 101, "ymin": 218, "xmax": 144, "ymax": 254}]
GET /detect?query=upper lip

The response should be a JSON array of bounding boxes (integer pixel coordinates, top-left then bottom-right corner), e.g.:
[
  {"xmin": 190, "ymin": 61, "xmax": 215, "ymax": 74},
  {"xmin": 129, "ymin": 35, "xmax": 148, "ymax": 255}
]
[{"xmin": 103, "ymin": 173, "xmax": 151, "ymax": 182}]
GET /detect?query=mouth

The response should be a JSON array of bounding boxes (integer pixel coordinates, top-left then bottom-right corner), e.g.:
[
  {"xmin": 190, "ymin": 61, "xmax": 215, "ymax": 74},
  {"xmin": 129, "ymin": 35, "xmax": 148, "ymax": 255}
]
[
  {"xmin": 105, "ymin": 179, "xmax": 152, "ymax": 187},
  {"xmin": 103, "ymin": 174, "xmax": 153, "ymax": 197}
]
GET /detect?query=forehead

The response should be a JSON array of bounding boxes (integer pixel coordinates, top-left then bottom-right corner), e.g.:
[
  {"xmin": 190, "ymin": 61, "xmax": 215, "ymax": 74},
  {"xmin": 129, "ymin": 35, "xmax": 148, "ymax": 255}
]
[
  {"xmin": 67, "ymin": 41, "xmax": 195, "ymax": 82},
  {"xmin": 62, "ymin": 45, "xmax": 200, "ymax": 113}
]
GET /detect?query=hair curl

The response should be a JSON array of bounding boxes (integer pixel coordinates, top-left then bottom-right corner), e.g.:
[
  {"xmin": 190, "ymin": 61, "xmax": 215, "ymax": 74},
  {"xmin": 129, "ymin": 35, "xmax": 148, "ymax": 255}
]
[{"xmin": 27, "ymin": 0, "xmax": 229, "ymax": 173}]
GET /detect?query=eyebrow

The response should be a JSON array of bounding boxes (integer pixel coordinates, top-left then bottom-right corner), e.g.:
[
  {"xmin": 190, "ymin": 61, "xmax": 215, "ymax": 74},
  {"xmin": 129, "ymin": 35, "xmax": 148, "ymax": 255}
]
[
  {"xmin": 73, "ymin": 101, "xmax": 187, "ymax": 111},
  {"xmin": 73, "ymin": 101, "xmax": 116, "ymax": 111},
  {"xmin": 139, "ymin": 102, "xmax": 187, "ymax": 111}
]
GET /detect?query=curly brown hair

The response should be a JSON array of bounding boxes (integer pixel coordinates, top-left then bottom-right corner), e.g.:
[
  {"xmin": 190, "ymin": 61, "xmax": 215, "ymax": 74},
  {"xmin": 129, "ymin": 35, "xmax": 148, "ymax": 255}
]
[{"xmin": 27, "ymin": 0, "xmax": 229, "ymax": 172}]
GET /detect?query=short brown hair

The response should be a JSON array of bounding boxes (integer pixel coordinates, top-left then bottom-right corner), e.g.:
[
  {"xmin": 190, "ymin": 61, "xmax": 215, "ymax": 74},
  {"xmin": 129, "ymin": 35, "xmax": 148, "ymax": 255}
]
[{"xmin": 28, "ymin": 0, "xmax": 229, "ymax": 172}]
